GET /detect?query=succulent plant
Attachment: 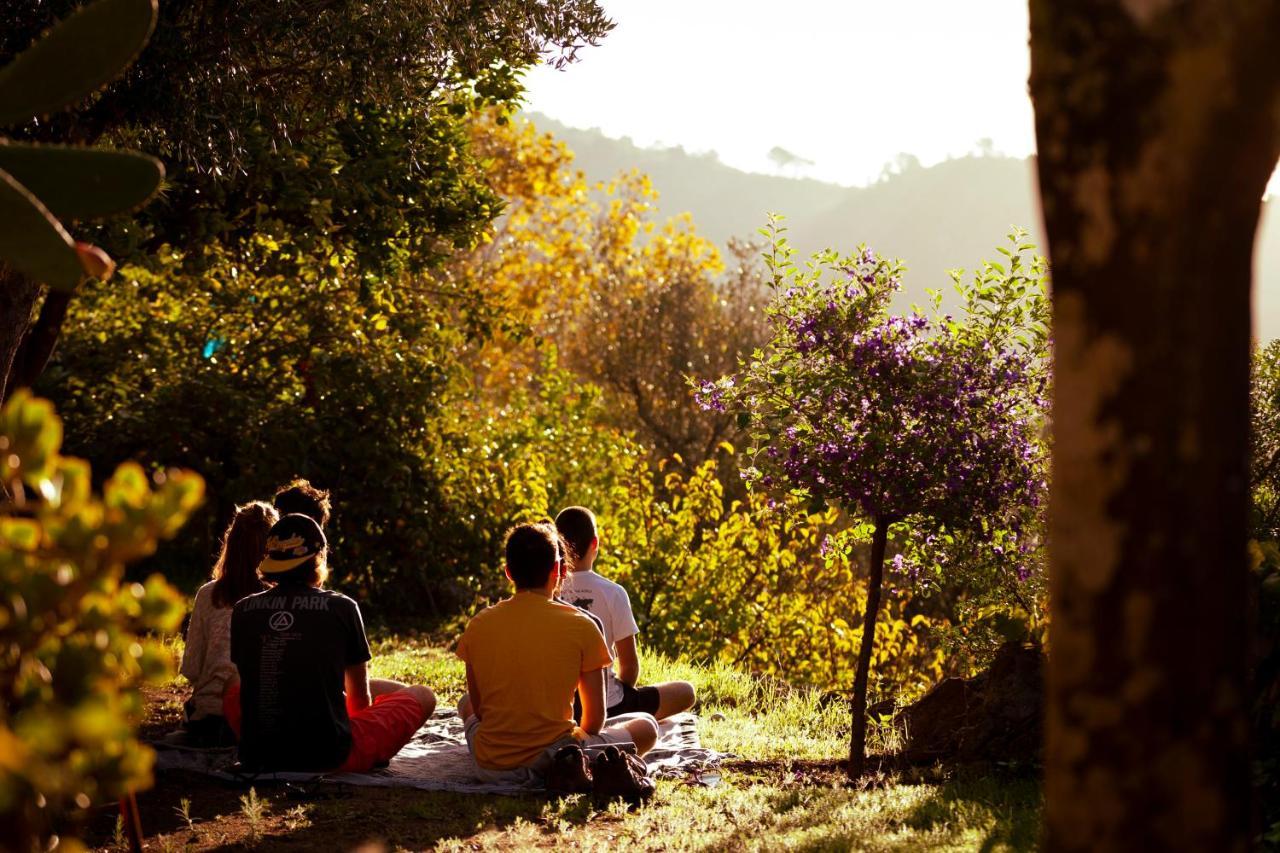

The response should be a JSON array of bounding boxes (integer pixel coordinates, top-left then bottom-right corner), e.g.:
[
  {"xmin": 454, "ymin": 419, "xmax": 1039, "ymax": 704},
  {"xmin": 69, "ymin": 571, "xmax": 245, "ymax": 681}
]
[{"xmin": 0, "ymin": 0, "xmax": 164, "ymax": 291}]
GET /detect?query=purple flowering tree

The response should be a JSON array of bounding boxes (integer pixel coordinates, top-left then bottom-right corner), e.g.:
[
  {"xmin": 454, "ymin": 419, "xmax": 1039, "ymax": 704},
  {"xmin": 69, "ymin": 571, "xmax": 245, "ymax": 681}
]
[{"xmin": 699, "ymin": 217, "xmax": 1047, "ymax": 778}]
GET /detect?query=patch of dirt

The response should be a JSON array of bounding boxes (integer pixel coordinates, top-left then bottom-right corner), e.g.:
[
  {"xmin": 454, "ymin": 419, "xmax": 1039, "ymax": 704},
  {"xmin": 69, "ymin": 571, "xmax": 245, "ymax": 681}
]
[{"xmin": 140, "ymin": 683, "xmax": 189, "ymax": 739}]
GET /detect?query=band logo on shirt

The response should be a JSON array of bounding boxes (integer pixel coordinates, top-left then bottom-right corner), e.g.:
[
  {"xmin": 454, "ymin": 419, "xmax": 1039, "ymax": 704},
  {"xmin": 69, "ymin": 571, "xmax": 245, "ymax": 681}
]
[
  {"xmin": 269, "ymin": 611, "xmax": 295, "ymax": 631},
  {"xmin": 242, "ymin": 594, "xmax": 331, "ymax": 612}
]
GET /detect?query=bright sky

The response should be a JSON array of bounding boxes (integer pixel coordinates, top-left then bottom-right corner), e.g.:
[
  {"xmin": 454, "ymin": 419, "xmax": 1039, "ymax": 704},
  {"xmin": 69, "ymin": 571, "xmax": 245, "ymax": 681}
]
[{"xmin": 524, "ymin": 0, "xmax": 1279, "ymax": 195}]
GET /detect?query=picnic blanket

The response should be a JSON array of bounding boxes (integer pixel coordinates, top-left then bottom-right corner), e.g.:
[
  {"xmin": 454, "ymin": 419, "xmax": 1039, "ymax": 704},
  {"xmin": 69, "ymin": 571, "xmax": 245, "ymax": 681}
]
[{"xmin": 152, "ymin": 711, "xmax": 725, "ymax": 795}]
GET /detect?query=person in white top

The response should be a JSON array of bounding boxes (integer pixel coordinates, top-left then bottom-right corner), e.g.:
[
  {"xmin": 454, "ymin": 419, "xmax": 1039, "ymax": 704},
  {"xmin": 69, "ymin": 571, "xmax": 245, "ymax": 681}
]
[
  {"xmin": 555, "ymin": 506, "xmax": 696, "ymax": 720},
  {"xmin": 167, "ymin": 501, "xmax": 278, "ymax": 747}
]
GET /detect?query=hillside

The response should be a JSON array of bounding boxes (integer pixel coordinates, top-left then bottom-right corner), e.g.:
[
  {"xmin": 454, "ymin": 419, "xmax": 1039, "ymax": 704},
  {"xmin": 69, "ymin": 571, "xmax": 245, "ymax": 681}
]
[{"xmin": 528, "ymin": 113, "xmax": 1280, "ymax": 340}]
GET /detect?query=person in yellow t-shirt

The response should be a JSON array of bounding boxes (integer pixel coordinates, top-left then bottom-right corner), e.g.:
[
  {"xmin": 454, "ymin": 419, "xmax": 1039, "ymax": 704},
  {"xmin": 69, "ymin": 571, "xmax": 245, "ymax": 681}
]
[{"xmin": 456, "ymin": 522, "xmax": 659, "ymax": 779}]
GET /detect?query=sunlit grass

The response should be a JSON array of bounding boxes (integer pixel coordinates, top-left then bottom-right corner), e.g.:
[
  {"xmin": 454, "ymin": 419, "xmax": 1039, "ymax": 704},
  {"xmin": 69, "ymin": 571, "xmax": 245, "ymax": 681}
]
[{"xmin": 150, "ymin": 634, "xmax": 1041, "ymax": 850}]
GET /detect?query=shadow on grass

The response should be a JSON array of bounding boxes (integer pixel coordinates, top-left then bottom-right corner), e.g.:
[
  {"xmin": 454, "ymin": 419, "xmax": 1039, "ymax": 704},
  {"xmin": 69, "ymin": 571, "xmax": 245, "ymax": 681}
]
[{"xmin": 86, "ymin": 769, "xmax": 592, "ymax": 852}]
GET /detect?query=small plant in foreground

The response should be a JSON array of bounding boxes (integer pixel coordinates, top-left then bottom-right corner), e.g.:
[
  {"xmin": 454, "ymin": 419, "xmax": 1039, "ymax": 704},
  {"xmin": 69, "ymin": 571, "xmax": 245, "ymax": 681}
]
[
  {"xmin": 239, "ymin": 788, "xmax": 265, "ymax": 844},
  {"xmin": 175, "ymin": 797, "xmax": 194, "ymax": 831}
]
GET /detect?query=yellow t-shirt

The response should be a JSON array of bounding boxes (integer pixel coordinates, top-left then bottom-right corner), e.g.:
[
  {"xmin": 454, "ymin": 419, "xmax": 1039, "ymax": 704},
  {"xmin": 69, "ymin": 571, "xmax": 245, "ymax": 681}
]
[{"xmin": 456, "ymin": 591, "xmax": 613, "ymax": 770}]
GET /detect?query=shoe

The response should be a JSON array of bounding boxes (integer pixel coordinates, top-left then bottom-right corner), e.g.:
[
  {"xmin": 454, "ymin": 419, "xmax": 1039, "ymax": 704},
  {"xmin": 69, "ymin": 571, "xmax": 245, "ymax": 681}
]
[
  {"xmin": 546, "ymin": 744, "xmax": 593, "ymax": 795},
  {"xmin": 159, "ymin": 728, "xmax": 197, "ymax": 748},
  {"xmin": 590, "ymin": 745, "xmax": 654, "ymax": 806}
]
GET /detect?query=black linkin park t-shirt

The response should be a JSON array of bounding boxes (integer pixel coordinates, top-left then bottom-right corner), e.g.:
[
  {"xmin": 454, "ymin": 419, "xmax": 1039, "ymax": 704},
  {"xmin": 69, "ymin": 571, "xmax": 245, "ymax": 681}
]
[{"xmin": 230, "ymin": 582, "xmax": 372, "ymax": 771}]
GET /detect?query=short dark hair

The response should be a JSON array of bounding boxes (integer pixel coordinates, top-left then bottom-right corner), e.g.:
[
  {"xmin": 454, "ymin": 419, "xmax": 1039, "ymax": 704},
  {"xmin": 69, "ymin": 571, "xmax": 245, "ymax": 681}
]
[
  {"xmin": 274, "ymin": 478, "xmax": 331, "ymax": 528},
  {"xmin": 505, "ymin": 523, "xmax": 560, "ymax": 590},
  {"xmin": 554, "ymin": 506, "xmax": 597, "ymax": 565}
]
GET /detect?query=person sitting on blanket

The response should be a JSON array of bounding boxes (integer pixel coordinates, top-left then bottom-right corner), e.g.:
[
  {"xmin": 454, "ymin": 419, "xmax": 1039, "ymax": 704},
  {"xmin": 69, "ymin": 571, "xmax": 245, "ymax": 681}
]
[
  {"xmin": 224, "ymin": 513, "xmax": 436, "ymax": 772},
  {"xmin": 456, "ymin": 522, "xmax": 659, "ymax": 781},
  {"xmin": 166, "ymin": 501, "xmax": 278, "ymax": 748},
  {"xmin": 555, "ymin": 506, "xmax": 696, "ymax": 721}
]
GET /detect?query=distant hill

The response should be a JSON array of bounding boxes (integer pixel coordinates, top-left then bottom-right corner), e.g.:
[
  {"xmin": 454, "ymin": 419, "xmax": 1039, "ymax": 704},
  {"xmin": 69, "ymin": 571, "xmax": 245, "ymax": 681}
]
[{"xmin": 527, "ymin": 112, "xmax": 1280, "ymax": 340}]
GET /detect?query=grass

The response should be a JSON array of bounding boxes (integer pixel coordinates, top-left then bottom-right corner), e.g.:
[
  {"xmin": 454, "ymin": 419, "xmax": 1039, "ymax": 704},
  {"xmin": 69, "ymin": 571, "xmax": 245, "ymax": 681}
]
[{"xmin": 98, "ymin": 636, "xmax": 1042, "ymax": 851}]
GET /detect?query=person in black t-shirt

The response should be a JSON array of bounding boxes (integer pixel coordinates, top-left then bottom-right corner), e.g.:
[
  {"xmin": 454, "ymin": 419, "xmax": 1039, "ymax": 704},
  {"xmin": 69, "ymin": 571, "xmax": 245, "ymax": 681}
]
[{"xmin": 225, "ymin": 514, "xmax": 435, "ymax": 772}]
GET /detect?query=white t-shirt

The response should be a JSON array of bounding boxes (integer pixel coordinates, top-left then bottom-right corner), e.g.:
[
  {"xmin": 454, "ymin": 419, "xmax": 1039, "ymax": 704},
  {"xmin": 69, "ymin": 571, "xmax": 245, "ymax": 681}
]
[{"xmin": 559, "ymin": 569, "xmax": 640, "ymax": 708}]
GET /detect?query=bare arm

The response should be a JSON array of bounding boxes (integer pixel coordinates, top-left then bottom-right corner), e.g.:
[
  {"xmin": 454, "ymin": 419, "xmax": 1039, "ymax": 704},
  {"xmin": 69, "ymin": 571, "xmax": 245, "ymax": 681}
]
[
  {"xmin": 614, "ymin": 635, "xmax": 640, "ymax": 687},
  {"xmin": 465, "ymin": 661, "xmax": 483, "ymax": 720},
  {"xmin": 345, "ymin": 661, "xmax": 372, "ymax": 713},
  {"xmin": 577, "ymin": 667, "xmax": 607, "ymax": 735}
]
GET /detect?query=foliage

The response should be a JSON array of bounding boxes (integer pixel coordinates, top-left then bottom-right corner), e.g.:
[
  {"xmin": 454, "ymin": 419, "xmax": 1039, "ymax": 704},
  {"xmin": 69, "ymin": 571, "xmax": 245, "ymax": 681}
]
[
  {"xmin": 42, "ymin": 232, "xmax": 480, "ymax": 615},
  {"xmin": 702, "ymin": 219, "xmax": 1046, "ymax": 540},
  {"xmin": 602, "ymin": 459, "xmax": 946, "ymax": 698},
  {"xmin": 1249, "ymin": 342, "xmax": 1280, "ymax": 843},
  {"xmin": 125, "ymin": 104, "xmax": 503, "ymax": 285},
  {"xmin": 2, "ymin": 0, "xmax": 613, "ymax": 170},
  {"xmin": 457, "ymin": 113, "xmax": 766, "ymax": 474},
  {"xmin": 1252, "ymin": 341, "xmax": 1280, "ymax": 541},
  {"xmin": 700, "ymin": 220, "xmax": 1048, "ymax": 772},
  {"xmin": 3, "ymin": 1, "xmax": 605, "ymax": 402},
  {"xmin": 0, "ymin": 0, "xmax": 162, "ymax": 292},
  {"xmin": 0, "ymin": 391, "xmax": 203, "ymax": 850}
]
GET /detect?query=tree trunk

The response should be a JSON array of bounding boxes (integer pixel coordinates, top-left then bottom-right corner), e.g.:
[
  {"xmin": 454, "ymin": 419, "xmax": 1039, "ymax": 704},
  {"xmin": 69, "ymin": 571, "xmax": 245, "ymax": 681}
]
[
  {"xmin": 1029, "ymin": 2, "xmax": 1280, "ymax": 849},
  {"xmin": 848, "ymin": 515, "xmax": 888, "ymax": 779},
  {"xmin": 0, "ymin": 266, "xmax": 43, "ymax": 403},
  {"xmin": 6, "ymin": 289, "xmax": 73, "ymax": 402}
]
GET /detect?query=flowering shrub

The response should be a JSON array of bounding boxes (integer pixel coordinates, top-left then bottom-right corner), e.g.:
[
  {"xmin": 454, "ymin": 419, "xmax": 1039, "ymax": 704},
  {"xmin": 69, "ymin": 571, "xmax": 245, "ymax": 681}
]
[{"xmin": 700, "ymin": 218, "xmax": 1048, "ymax": 775}]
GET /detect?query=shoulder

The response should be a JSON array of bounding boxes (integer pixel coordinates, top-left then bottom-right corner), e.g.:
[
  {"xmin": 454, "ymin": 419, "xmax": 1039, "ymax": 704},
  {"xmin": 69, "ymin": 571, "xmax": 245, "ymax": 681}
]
[
  {"xmin": 321, "ymin": 589, "xmax": 363, "ymax": 618},
  {"xmin": 322, "ymin": 588, "xmax": 358, "ymax": 606},
  {"xmin": 591, "ymin": 572, "xmax": 631, "ymax": 601},
  {"xmin": 232, "ymin": 588, "xmax": 269, "ymax": 614},
  {"xmin": 193, "ymin": 582, "xmax": 216, "ymax": 606},
  {"xmin": 463, "ymin": 599, "xmax": 506, "ymax": 630},
  {"xmin": 555, "ymin": 602, "xmax": 608, "ymax": 635}
]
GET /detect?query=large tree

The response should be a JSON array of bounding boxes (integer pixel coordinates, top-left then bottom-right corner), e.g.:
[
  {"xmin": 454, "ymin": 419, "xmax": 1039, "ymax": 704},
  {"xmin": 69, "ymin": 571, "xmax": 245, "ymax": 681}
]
[
  {"xmin": 1029, "ymin": 2, "xmax": 1280, "ymax": 849},
  {"xmin": 0, "ymin": 0, "xmax": 612, "ymax": 399}
]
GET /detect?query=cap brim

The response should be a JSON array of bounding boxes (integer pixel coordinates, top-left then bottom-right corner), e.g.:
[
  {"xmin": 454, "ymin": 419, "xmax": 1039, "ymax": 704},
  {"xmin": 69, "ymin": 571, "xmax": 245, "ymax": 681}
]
[{"xmin": 259, "ymin": 554, "xmax": 314, "ymax": 574}]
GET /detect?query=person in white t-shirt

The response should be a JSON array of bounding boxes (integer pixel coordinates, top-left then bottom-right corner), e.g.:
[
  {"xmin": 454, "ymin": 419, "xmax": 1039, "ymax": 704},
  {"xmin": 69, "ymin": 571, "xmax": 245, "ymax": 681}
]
[{"xmin": 555, "ymin": 506, "xmax": 696, "ymax": 720}]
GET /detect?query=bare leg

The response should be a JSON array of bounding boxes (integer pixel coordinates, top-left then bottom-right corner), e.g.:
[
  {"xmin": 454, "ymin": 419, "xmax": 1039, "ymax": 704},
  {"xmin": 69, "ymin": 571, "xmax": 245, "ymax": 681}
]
[
  {"xmin": 370, "ymin": 678, "xmax": 407, "ymax": 698},
  {"xmin": 602, "ymin": 712, "xmax": 659, "ymax": 756},
  {"xmin": 457, "ymin": 692, "xmax": 474, "ymax": 720},
  {"xmin": 654, "ymin": 681, "xmax": 696, "ymax": 720},
  {"xmin": 404, "ymin": 685, "xmax": 436, "ymax": 718}
]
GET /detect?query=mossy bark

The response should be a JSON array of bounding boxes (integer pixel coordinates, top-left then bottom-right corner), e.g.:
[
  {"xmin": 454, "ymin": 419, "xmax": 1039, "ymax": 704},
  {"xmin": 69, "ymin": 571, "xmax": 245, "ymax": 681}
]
[{"xmin": 1029, "ymin": 1, "xmax": 1280, "ymax": 849}]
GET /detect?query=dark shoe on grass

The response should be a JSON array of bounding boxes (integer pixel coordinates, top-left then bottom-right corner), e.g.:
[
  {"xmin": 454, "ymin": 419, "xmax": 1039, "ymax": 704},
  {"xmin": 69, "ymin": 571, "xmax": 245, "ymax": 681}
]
[
  {"xmin": 590, "ymin": 745, "xmax": 654, "ymax": 806},
  {"xmin": 546, "ymin": 744, "xmax": 593, "ymax": 795}
]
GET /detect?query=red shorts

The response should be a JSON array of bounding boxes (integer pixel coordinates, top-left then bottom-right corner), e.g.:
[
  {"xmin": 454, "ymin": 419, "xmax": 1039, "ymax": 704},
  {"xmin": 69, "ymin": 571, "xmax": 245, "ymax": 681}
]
[
  {"xmin": 222, "ymin": 684, "xmax": 426, "ymax": 772},
  {"xmin": 339, "ymin": 692, "xmax": 428, "ymax": 772}
]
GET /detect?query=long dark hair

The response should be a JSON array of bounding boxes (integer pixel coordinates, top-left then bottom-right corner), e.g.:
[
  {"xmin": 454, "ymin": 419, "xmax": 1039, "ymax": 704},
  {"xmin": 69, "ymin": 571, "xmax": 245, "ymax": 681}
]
[{"xmin": 211, "ymin": 501, "xmax": 279, "ymax": 608}]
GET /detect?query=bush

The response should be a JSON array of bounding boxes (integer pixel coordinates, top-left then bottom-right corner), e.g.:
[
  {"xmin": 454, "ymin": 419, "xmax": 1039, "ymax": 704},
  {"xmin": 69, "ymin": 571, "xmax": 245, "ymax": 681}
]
[{"xmin": 0, "ymin": 392, "xmax": 203, "ymax": 850}]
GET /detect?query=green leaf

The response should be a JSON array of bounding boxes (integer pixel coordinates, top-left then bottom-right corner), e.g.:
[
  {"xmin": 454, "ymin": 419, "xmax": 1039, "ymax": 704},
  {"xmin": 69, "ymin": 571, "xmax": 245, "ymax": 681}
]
[
  {"xmin": 0, "ymin": 0, "xmax": 158, "ymax": 125},
  {"xmin": 0, "ymin": 167, "xmax": 83, "ymax": 290},
  {"xmin": 0, "ymin": 143, "xmax": 163, "ymax": 221}
]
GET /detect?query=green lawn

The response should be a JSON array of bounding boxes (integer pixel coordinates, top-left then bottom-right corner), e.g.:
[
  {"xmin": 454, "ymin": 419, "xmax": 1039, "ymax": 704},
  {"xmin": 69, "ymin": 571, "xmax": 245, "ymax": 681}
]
[{"xmin": 107, "ymin": 637, "xmax": 1042, "ymax": 851}]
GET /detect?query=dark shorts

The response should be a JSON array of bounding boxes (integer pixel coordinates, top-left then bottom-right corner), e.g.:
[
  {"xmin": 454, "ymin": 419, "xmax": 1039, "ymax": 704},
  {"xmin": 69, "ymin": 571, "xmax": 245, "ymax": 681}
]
[{"xmin": 608, "ymin": 683, "xmax": 661, "ymax": 716}]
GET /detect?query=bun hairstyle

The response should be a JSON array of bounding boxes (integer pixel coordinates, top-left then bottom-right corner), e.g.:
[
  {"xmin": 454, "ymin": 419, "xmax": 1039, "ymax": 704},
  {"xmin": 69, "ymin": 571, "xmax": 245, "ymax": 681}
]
[{"xmin": 211, "ymin": 501, "xmax": 279, "ymax": 608}]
